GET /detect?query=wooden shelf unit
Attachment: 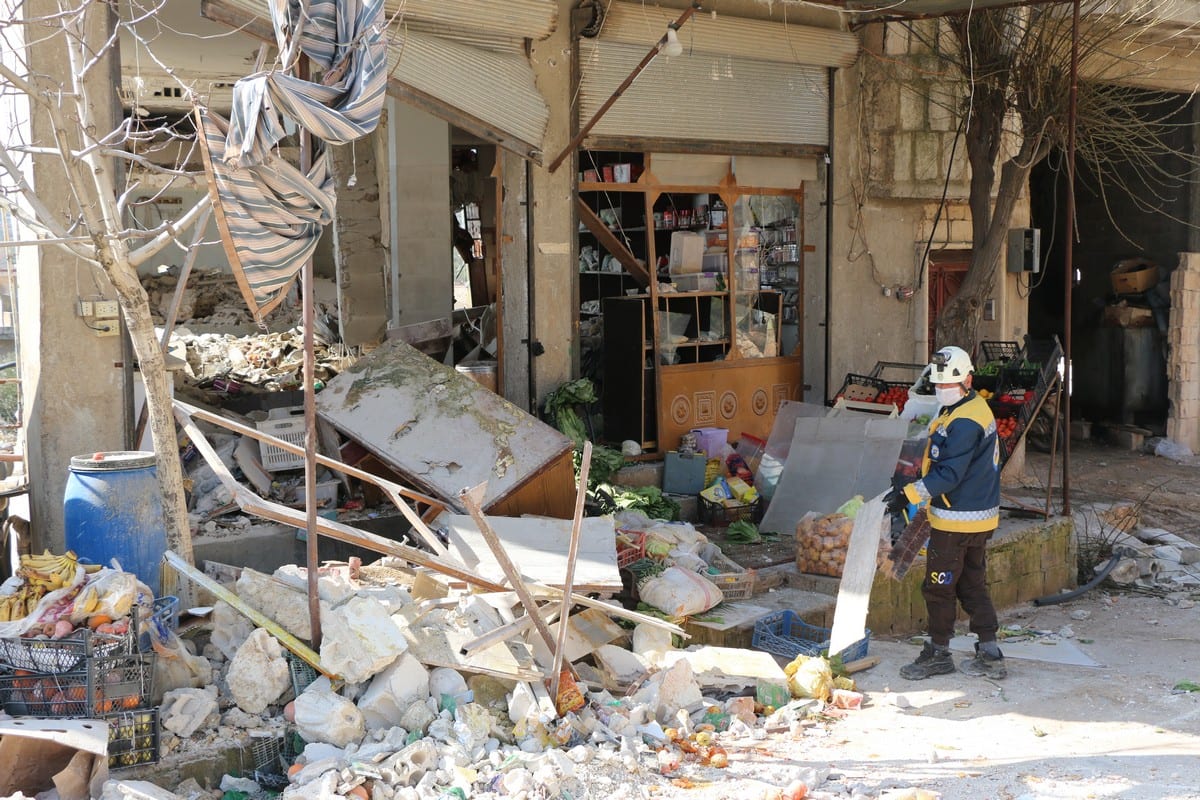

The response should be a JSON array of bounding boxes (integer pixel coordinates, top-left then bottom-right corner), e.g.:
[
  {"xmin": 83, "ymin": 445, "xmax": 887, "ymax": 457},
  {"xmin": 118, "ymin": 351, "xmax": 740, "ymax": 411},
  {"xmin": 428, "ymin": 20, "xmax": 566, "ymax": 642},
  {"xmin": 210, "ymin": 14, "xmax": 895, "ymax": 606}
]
[{"xmin": 582, "ymin": 151, "xmax": 806, "ymax": 453}]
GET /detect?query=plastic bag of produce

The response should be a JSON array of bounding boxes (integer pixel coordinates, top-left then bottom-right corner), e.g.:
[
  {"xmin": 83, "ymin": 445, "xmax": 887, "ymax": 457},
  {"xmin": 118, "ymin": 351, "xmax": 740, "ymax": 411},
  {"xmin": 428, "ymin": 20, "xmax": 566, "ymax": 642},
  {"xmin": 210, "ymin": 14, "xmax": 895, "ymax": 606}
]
[
  {"xmin": 785, "ymin": 655, "xmax": 833, "ymax": 701},
  {"xmin": 638, "ymin": 566, "xmax": 724, "ymax": 617}
]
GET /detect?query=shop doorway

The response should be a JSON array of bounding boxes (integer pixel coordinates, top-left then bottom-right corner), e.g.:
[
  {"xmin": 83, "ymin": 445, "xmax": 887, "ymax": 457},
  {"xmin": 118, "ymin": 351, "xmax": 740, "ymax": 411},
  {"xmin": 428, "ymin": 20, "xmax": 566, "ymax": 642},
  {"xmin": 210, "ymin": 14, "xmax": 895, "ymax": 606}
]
[
  {"xmin": 448, "ymin": 138, "xmax": 501, "ymax": 389},
  {"xmin": 927, "ymin": 249, "xmax": 970, "ymax": 354}
]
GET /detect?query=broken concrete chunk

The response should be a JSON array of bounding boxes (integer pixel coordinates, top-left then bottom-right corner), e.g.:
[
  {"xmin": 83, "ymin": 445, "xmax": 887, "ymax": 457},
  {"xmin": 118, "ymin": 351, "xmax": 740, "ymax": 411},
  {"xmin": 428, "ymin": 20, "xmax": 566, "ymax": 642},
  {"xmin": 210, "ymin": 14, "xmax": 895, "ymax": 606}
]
[
  {"xmin": 235, "ymin": 568, "xmax": 317, "ymax": 641},
  {"xmin": 592, "ymin": 645, "xmax": 650, "ymax": 689},
  {"xmin": 399, "ymin": 699, "xmax": 437, "ymax": 736},
  {"xmin": 320, "ymin": 596, "xmax": 410, "ymax": 685},
  {"xmin": 160, "ymin": 687, "xmax": 220, "ymax": 738},
  {"xmin": 209, "ymin": 601, "xmax": 255, "ymax": 661},
  {"xmin": 632, "ymin": 623, "xmax": 674, "ymax": 665},
  {"xmin": 294, "ymin": 686, "xmax": 365, "ymax": 748},
  {"xmin": 428, "ymin": 667, "xmax": 469, "ymax": 702},
  {"xmin": 226, "ymin": 628, "xmax": 291, "ymax": 714},
  {"xmin": 357, "ymin": 653, "xmax": 431, "ymax": 731},
  {"xmin": 100, "ymin": 781, "xmax": 183, "ymax": 800},
  {"xmin": 643, "ymin": 659, "xmax": 703, "ymax": 723}
]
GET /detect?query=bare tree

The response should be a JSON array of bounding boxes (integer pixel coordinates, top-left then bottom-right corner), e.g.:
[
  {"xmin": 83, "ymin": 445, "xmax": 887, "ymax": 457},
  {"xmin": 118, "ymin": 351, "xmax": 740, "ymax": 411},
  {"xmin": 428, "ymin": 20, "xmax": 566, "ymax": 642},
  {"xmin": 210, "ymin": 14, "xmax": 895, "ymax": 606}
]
[
  {"xmin": 870, "ymin": 2, "xmax": 1200, "ymax": 349},
  {"xmin": 0, "ymin": 0, "xmax": 211, "ymax": 569}
]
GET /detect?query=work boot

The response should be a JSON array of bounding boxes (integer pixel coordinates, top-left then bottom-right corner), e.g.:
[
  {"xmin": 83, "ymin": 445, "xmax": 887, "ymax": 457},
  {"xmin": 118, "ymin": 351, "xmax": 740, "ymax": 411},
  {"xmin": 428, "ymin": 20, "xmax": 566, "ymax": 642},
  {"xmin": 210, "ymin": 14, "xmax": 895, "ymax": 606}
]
[
  {"xmin": 959, "ymin": 641, "xmax": 1007, "ymax": 680},
  {"xmin": 899, "ymin": 642, "xmax": 955, "ymax": 680}
]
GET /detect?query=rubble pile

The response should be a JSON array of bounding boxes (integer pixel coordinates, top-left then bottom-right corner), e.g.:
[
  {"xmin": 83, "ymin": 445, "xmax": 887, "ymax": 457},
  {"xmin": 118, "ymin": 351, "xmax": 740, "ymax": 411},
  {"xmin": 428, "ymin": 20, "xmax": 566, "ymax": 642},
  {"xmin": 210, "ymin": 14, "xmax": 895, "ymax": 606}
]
[
  {"xmin": 143, "ymin": 269, "xmax": 261, "ymax": 328},
  {"xmin": 139, "ymin": 554, "xmax": 879, "ymax": 800},
  {"xmin": 176, "ymin": 329, "xmax": 357, "ymax": 394}
]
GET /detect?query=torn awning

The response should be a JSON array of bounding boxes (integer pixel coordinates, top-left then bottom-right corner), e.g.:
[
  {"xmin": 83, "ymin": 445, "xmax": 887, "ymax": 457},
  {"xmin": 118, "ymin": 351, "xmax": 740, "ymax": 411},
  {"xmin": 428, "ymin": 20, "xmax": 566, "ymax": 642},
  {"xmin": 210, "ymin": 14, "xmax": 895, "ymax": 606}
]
[
  {"xmin": 202, "ymin": 0, "xmax": 553, "ymax": 161},
  {"xmin": 198, "ymin": 0, "xmax": 387, "ymax": 319},
  {"xmin": 197, "ymin": 111, "xmax": 335, "ymax": 320}
]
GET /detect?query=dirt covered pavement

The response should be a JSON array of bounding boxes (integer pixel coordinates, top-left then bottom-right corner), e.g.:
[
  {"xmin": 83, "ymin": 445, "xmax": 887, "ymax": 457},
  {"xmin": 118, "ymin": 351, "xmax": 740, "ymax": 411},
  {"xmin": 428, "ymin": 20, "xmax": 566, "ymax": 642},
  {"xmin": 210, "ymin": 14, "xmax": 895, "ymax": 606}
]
[{"xmin": 632, "ymin": 440, "xmax": 1200, "ymax": 800}]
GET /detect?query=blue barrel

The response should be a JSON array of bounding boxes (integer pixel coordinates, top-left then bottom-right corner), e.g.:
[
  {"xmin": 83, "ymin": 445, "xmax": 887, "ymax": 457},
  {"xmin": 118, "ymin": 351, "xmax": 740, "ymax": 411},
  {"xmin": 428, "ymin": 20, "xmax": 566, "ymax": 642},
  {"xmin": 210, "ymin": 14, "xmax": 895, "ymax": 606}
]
[{"xmin": 63, "ymin": 451, "xmax": 167, "ymax": 594}]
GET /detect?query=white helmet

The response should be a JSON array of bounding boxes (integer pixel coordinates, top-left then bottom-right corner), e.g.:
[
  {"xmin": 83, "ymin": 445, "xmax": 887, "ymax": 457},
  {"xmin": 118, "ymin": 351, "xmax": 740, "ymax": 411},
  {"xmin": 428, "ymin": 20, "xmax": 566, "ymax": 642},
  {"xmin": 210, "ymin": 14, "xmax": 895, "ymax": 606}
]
[{"xmin": 929, "ymin": 345, "xmax": 973, "ymax": 385}]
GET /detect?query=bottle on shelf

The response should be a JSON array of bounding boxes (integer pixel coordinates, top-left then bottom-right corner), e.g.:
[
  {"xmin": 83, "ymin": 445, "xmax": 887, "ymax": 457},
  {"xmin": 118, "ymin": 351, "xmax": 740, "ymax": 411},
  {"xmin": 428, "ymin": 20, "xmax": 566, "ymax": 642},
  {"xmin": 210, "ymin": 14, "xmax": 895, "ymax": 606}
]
[{"xmin": 710, "ymin": 199, "xmax": 727, "ymax": 229}]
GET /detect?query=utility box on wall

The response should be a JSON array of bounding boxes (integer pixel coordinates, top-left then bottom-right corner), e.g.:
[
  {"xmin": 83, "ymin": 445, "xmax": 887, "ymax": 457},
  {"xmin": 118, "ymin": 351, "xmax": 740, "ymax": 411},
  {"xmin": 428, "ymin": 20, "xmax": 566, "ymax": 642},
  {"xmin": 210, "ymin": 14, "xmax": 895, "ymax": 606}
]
[{"xmin": 1006, "ymin": 228, "xmax": 1041, "ymax": 274}]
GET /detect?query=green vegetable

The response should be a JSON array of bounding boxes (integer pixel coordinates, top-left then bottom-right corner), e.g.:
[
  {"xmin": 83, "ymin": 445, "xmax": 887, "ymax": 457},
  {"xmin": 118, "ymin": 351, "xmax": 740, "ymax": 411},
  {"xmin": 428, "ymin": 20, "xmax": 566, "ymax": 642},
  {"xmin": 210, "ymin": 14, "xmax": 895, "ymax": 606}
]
[
  {"xmin": 543, "ymin": 378, "xmax": 626, "ymax": 488},
  {"xmin": 836, "ymin": 495, "xmax": 865, "ymax": 519},
  {"xmin": 596, "ymin": 484, "xmax": 680, "ymax": 520},
  {"xmin": 1173, "ymin": 680, "xmax": 1200, "ymax": 693},
  {"xmin": 725, "ymin": 520, "xmax": 762, "ymax": 543}
]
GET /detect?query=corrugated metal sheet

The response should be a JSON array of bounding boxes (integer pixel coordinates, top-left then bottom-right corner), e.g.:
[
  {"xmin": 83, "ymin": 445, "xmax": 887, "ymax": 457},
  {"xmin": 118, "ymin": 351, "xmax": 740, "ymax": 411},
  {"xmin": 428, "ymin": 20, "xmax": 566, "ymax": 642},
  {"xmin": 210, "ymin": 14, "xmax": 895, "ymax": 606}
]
[
  {"xmin": 386, "ymin": 0, "xmax": 557, "ymax": 41},
  {"xmin": 579, "ymin": 39, "xmax": 829, "ymax": 147},
  {"xmin": 387, "ymin": 29, "xmax": 549, "ymax": 156},
  {"xmin": 599, "ymin": 1, "xmax": 858, "ymax": 68},
  {"xmin": 207, "ymin": 0, "xmax": 549, "ymax": 158}
]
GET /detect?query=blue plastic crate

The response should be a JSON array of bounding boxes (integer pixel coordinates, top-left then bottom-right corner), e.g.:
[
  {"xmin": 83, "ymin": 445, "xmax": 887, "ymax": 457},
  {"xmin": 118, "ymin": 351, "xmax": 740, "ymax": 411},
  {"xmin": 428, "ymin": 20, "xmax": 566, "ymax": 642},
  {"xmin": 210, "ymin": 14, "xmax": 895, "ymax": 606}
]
[{"xmin": 752, "ymin": 610, "xmax": 870, "ymax": 662}]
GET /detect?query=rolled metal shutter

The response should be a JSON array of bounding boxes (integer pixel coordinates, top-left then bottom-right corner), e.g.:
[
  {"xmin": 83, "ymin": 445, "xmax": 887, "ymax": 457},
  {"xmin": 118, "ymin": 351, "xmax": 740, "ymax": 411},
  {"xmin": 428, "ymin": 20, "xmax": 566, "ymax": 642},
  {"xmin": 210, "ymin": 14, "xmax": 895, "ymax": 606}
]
[{"xmin": 578, "ymin": 39, "xmax": 831, "ymax": 149}]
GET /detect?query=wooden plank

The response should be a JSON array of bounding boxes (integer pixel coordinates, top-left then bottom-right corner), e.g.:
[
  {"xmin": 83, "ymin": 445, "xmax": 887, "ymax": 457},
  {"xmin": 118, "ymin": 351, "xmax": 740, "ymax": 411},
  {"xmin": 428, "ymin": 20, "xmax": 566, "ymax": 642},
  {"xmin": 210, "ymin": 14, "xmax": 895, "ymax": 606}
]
[
  {"xmin": 533, "ymin": 608, "xmax": 626, "ymax": 666},
  {"xmin": 552, "ymin": 441, "xmax": 592, "ymax": 697},
  {"xmin": 176, "ymin": 400, "xmax": 688, "ymax": 637},
  {"xmin": 484, "ymin": 450, "xmax": 575, "ymax": 519},
  {"xmin": 176, "ymin": 400, "xmax": 452, "ymax": 558},
  {"xmin": 314, "ymin": 338, "xmax": 575, "ymax": 515},
  {"xmin": 575, "ymin": 197, "xmax": 651, "ymax": 286},
  {"xmin": 442, "ymin": 513, "xmax": 621, "ymax": 592},
  {"xmin": 828, "ymin": 492, "xmax": 886, "ymax": 658},
  {"xmin": 459, "ymin": 484, "xmax": 563, "ymax": 669}
]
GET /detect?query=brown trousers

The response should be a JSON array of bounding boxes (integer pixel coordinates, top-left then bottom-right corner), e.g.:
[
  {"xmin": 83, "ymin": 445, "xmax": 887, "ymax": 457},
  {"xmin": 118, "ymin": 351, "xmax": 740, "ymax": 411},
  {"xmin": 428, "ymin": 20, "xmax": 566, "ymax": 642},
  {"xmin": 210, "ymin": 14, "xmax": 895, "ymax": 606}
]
[{"xmin": 922, "ymin": 528, "xmax": 999, "ymax": 647}]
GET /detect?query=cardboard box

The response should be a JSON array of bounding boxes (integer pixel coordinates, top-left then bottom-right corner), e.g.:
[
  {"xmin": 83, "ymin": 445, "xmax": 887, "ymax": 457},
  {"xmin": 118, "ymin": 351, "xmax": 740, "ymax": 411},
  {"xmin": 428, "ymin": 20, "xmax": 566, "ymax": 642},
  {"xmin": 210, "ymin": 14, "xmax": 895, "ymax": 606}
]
[
  {"xmin": 669, "ymin": 232, "xmax": 705, "ymax": 274},
  {"xmin": 1111, "ymin": 259, "xmax": 1158, "ymax": 295},
  {"xmin": 1103, "ymin": 304, "xmax": 1154, "ymax": 328}
]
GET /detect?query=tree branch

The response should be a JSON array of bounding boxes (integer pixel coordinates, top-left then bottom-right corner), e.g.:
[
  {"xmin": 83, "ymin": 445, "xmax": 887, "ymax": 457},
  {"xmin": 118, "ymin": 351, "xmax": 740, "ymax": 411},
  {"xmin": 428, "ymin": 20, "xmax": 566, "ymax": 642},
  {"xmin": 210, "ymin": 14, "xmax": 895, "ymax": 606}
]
[{"xmin": 128, "ymin": 195, "xmax": 213, "ymax": 267}]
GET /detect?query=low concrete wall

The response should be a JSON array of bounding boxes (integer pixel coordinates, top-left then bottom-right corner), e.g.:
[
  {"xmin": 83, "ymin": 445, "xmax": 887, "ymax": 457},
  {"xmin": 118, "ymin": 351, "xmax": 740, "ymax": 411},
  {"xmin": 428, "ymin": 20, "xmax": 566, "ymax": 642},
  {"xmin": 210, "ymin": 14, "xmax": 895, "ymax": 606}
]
[{"xmin": 863, "ymin": 515, "xmax": 1076, "ymax": 637}]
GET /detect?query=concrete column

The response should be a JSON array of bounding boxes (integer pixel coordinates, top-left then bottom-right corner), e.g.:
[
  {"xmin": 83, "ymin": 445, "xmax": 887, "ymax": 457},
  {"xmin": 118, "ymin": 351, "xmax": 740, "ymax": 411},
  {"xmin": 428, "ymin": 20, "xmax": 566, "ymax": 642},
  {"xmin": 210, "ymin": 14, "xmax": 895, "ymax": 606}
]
[
  {"xmin": 1167, "ymin": 252, "xmax": 1200, "ymax": 451},
  {"xmin": 499, "ymin": 152, "xmax": 532, "ymax": 411},
  {"xmin": 16, "ymin": 0, "xmax": 126, "ymax": 549},
  {"xmin": 391, "ymin": 103, "xmax": 451, "ymax": 326},
  {"xmin": 527, "ymin": 0, "xmax": 578, "ymax": 406},
  {"xmin": 331, "ymin": 129, "xmax": 388, "ymax": 346}
]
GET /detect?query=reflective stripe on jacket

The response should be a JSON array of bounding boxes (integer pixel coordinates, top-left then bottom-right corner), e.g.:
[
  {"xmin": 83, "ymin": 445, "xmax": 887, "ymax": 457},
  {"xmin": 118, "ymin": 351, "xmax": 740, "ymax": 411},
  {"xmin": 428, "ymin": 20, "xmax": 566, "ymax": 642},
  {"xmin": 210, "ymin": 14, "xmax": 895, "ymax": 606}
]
[{"xmin": 902, "ymin": 390, "xmax": 1000, "ymax": 533}]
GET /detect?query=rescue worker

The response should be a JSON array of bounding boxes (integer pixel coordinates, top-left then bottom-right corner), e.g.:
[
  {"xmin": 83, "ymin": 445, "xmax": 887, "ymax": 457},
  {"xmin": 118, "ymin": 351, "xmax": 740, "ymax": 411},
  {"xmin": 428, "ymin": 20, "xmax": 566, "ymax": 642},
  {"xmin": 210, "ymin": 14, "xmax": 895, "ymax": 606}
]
[{"xmin": 887, "ymin": 345, "xmax": 1006, "ymax": 680}]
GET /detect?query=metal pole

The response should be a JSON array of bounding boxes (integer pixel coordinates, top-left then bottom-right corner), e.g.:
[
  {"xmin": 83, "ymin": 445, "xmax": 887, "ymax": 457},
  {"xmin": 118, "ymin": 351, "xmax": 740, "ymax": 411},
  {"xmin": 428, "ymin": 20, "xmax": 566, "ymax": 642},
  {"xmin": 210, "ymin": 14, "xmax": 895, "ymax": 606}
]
[
  {"xmin": 299, "ymin": 53, "xmax": 322, "ymax": 650},
  {"xmin": 1062, "ymin": 0, "xmax": 1079, "ymax": 515},
  {"xmin": 546, "ymin": 2, "xmax": 701, "ymax": 174}
]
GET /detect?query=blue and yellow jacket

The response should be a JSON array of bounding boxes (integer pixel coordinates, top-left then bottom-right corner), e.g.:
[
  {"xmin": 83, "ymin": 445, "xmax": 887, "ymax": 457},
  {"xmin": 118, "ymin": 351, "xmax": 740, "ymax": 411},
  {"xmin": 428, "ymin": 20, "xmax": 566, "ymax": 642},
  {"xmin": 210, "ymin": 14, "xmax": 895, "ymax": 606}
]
[{"xmin": 902, "ymin": 390, "xmax": 1000, "ymax": 533}]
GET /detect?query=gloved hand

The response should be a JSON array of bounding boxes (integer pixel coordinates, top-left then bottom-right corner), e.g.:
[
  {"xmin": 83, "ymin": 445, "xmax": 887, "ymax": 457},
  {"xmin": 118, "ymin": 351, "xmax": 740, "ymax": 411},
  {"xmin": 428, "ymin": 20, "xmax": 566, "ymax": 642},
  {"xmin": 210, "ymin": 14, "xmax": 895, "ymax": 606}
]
[{"xmin": 884, "ymin": 488, "xmax": 909, "ymax": 516}]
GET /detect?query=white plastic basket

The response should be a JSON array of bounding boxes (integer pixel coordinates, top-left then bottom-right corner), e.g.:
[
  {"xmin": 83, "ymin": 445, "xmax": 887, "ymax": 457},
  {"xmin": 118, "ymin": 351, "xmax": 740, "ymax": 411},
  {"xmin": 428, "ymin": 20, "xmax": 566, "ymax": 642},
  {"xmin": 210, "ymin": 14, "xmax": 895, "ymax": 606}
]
[{"xmin": 254, "ymin": 406, "xmax": 306, "ymax": 472}]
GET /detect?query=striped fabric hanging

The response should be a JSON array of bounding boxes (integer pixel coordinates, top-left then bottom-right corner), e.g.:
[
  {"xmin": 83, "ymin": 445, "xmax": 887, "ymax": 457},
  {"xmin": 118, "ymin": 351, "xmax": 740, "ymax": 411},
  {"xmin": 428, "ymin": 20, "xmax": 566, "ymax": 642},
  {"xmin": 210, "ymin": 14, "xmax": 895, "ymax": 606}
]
[
  {"xmin": 199, "ymin": 0, "xmax": 387, "ymax": 319},
  {"xmin": 197, "ymin": 110, "xmax": 336, "ymax": 320}
]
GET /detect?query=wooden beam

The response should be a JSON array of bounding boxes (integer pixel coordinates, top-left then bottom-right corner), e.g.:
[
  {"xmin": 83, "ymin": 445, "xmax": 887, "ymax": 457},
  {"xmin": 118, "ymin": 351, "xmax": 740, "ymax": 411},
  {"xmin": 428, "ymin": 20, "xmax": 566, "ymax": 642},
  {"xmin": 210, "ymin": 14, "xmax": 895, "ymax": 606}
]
[
  {"xmin": 550, "ymin": 441, "xmax": 591, "ymax": 698},
  {"xmin": 174, "ymin": 403, "xmax": 686, "ymax": 636},
  {"xmin": 576, "ymin": 197, "xmax": 650, "ymax": 287},
  {"xmin": 175, "ymin": 400, "xmax": 452, "ymax": 558}
]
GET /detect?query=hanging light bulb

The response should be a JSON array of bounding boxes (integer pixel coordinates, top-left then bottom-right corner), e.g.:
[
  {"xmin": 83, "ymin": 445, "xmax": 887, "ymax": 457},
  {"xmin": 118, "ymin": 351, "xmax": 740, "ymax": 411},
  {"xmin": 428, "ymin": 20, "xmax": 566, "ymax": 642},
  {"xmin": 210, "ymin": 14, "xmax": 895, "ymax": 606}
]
[{"xmin": 662, "ymin": 25, "xmax": 683, "ymax": 57}]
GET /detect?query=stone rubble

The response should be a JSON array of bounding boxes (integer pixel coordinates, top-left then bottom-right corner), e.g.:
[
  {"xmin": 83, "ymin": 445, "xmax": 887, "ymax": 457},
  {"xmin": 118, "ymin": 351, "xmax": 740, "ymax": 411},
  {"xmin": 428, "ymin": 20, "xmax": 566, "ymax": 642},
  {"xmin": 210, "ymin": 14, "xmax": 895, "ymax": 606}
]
[{"xmin": 103, "ymin": 553, "xmax": 951, "ymax": 800}]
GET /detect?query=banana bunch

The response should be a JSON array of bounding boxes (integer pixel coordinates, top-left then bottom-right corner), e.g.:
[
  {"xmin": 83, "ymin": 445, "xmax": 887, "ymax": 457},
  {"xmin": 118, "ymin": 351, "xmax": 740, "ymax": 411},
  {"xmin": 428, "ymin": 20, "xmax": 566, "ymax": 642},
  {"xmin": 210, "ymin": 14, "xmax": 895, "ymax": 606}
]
[
  {"xmin": 18, "ymin": 549, "xmax": 80, "ymax": 591},
  {"xmin": 0, "ymin": 585, "xmax": 43, "ymax": 622},
  {"xmin": 0, "ymin": 550, "xmax": 85, "ymax": 622}
]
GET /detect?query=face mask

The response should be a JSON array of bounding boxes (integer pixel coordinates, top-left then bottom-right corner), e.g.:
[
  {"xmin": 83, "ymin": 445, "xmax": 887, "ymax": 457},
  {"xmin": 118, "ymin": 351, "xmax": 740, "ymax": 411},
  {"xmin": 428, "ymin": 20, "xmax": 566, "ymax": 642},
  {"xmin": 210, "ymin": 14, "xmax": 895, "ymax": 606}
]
[{"xmin": 935, "ymin": 386, "xmax": 963, "ymax": 407}]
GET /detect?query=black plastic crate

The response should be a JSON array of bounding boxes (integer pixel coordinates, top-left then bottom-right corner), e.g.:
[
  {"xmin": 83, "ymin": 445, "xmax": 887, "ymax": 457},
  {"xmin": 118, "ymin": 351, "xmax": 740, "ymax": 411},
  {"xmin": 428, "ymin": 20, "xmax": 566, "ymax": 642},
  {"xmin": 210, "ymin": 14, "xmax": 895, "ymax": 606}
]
[
  {"xmin": 832, "ymin": 373, "xmax": 888, "ymax": 403},
  {"xmin": 979, "ymin": 341, "xmax": 1021, "ymax": 363},
  {"xmin": 0, "ymin": 653, "xmax": 154, "ymax": 717},
  {"xmin": 106, "ymin": 707, "xmax": 159, "ymax": 768},
  {"xmin": 699, "ymin": 495, "xmax": 763, "ymax": 527}
]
